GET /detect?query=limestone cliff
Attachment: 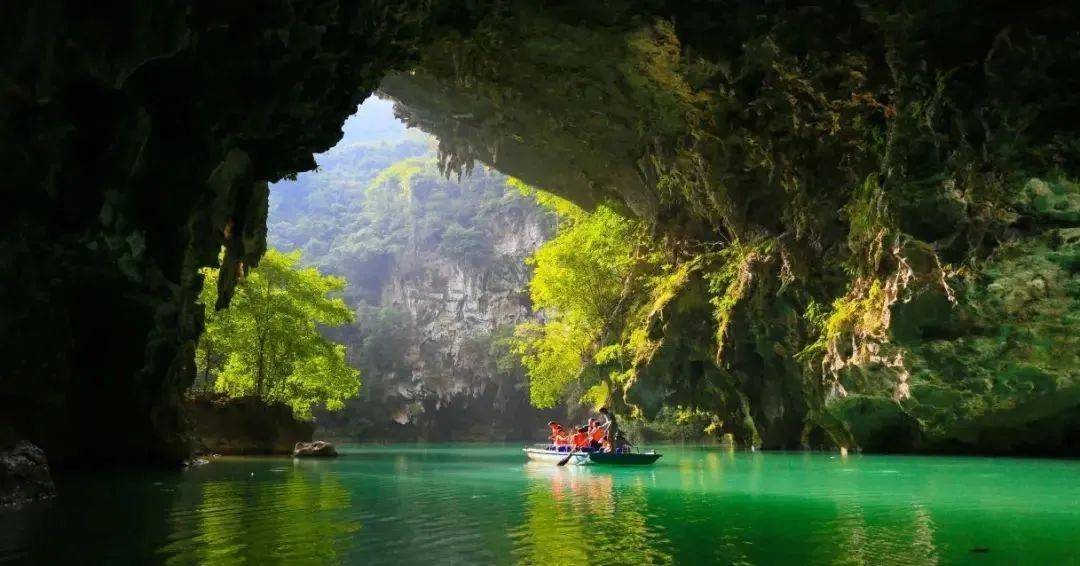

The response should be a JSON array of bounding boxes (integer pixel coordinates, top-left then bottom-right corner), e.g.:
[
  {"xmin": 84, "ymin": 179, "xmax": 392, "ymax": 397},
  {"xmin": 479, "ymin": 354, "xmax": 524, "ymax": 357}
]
[
  {"xmin": 358, "ymin": 206, "xmax": 551, "ymax": 438},
  {"xmin": 381, "ymin": 212, "xmax": 545, "ymax": 385},
  {"xmin": 271, "ymin": 129, "xmax": 557, "ymax": 439}
]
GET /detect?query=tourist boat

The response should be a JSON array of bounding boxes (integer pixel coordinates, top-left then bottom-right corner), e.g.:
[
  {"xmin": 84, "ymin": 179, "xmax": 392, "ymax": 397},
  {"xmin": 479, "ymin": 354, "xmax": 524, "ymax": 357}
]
[{"xmin": 522, "ymin": 447, "xmax": 662, "ymax": 466}]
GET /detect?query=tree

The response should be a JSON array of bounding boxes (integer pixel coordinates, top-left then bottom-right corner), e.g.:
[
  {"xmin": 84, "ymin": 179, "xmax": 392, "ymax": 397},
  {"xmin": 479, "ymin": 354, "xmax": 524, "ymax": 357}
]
[
  {"xmin": 512, "ymin": 193, "xmax": 650, "ymax": 408},
  {"xmin": 196, "ymin": 249, "xmax": 360, "ymax": 419}
]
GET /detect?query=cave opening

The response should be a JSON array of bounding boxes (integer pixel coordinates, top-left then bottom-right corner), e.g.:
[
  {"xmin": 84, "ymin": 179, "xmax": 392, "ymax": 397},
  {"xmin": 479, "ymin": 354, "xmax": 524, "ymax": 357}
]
[
  {"xmin": 202, "ymin": 93, "xmax": 565, "ymax": 443},
  {"xmin": 3, "ymin": 3, "xmax": 1080, "ymax": 562},
  {"xmin": 2, "ymin": 0, "xmax": 1077, "ymax": 479}
]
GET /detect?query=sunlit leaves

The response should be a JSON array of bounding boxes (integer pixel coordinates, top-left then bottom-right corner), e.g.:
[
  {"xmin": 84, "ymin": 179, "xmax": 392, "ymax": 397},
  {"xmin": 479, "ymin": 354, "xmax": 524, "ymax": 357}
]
[
  {"xmin": 512, "ymin": 193, "xmax": 650, "ymax": 407},
  {"xmin": 196, "ymin": 249, "xmax": 360, "ymax": 419}
]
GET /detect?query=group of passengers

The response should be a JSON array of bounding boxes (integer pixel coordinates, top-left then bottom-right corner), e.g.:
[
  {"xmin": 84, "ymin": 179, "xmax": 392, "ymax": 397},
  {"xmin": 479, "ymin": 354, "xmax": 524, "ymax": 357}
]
[{"xmin": 546, "ymin": 407, "xmax": 628, "ymax": 454}]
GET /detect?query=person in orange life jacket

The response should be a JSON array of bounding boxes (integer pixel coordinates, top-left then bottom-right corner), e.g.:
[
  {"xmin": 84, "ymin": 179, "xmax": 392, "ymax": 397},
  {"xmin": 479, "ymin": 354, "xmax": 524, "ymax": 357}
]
[
  {"xmin": 548, "ymin": 421, "xmax": 569, "ymax": 449},
  {"xmin": 570, "ymin": 427, "xmax": 591, "ymax": 450}
]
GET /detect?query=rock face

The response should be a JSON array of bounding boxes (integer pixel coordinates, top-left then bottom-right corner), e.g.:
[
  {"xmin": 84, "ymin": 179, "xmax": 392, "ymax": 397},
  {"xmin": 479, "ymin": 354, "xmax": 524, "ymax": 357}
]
[
  {"xmin": 380, "ymin": 209, "xmax": 545, "ymax": 394},
  {"xmin": 293, "ymin": 441, "xmax": 338, "ymax": 458},
  {"xmin": 0, "ymin": 442, "xmax": 56, "ymax": 508},
  {"xmin": 364, "ymin": 210, "xmax": 551, "ymax": 438},
  {"xmin": 380, "ymin": 3, "xmax": 1080, "ymax": 453},
  {"xmin": 185, "ymin": 396, "xmax": 314, "ymax": 455}
]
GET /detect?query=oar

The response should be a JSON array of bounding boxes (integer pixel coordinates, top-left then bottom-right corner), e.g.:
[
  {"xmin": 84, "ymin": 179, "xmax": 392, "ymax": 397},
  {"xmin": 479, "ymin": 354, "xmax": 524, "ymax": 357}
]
[{"xmin": 557, "ymin": 447, "xmax": 578, "ymax": 466}]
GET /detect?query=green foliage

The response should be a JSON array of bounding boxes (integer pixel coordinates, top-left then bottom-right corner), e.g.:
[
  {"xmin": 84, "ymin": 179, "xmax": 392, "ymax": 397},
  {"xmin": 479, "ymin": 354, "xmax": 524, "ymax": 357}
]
[
  {"xmin": 196, "ymin": 249, "xmax": 360, "ymax": 419},
  {"xmin": 508, "ymin": 177, "xmax": 584, "ymax": 222},
  {"xmin": 437, "ymin": 223, "xmax": 493, "ymax": 265},
  {"xmin": 528, "ymin": 205, "xmax": 640, "ymax": 323},
  {"xmin": 703, "ymin": 239, "xmax": 775, "ymax": 362},
  {"xmin": 273, "ymin": 147, "xmax": 543, "ymax": 305},
  {"xmin": 269, "ymin": 129, "xmax": 557, "ymax": 437},
  {"xmin": 625, "ymin": 406, "xmax": 723, "ymax": 442},
  {"xmin": 512, "ymin": 197, "xmax": 651, "ymax": 408}
]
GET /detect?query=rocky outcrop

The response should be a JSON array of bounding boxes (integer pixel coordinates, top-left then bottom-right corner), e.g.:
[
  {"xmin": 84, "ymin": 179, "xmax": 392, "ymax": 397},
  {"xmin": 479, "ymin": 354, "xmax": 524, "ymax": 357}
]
[
  {"xmin": 0, "ymin": 442, "xmax": 56, "ymax": 508},
  {"xmin": 293, "ymin": 441, "xmax": 338, "ymax": 458},
  {"xmin": 185, "ymin": 396, "xmax": 314, "ymax": 455}
]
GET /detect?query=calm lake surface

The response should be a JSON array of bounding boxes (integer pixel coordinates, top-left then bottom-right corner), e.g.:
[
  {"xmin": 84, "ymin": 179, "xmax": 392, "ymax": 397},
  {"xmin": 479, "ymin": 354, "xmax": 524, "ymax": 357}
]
[{"xmin": 2, "ymin": 444, "xmax": 1078, "ymax": 564}]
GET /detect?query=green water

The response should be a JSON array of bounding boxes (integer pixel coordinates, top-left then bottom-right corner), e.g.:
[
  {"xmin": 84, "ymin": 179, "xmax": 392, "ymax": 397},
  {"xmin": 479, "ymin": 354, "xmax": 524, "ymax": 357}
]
[{"xmin": 2, "ymin": 445, "xmax": 1078, "ymax": 564}]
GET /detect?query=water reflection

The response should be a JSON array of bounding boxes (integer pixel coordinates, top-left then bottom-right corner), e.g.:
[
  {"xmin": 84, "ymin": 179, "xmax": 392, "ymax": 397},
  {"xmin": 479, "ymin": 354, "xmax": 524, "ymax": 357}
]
[
  {"xmin": 512, "ymin": 463, "xmax": 673, "ymax": 565},
  {"xmin": 162, "ymin": 459, "xmax": 356, "ymax": 564},
  {"xmin": 511, "ymin": 449, "xmax": 951, "ymax": 564},
  {"xmin": 4, "ymin": 447, "xmax": 1073, "ymax": 564}
]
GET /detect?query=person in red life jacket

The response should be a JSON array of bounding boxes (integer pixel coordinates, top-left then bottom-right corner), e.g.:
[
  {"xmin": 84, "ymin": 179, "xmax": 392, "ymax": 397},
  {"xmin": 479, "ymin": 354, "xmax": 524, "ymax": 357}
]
[
  {"xmin": 570, "ymin": 427, "xmax": 591, "ymax": 450},
  {"xmin": 548, "ymin": 421, "xmax": 569, "ymax": 450}
]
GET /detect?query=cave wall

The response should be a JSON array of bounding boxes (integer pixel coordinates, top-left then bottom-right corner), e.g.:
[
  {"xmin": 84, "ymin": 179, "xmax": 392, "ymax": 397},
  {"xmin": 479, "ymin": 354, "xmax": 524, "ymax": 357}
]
[
  {"xmin": 0, "ymin": 0, "xmax": 449, "ymax": 464},
  {"xmin": 380, "ymin": 1, "xmax": 1080, "ymax": 453}
]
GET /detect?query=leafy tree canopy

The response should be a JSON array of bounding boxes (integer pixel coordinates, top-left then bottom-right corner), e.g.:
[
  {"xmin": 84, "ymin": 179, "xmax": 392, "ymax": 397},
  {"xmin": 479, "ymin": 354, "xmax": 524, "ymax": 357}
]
[
  {"xmin": 512, "ymin": 186, "xmax": 657, "ymax": 408},
  {"xmin": 196, "ymin": 249, "xmax": 360, "ymax": 419}
]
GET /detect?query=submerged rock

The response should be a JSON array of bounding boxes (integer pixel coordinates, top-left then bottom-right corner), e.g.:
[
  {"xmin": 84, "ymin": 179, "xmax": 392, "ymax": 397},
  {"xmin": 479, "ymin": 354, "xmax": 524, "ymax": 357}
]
[
  {"xmin": 292, "ymin": 441, "xmax": 338, "ymax": 458},
  {"xmin": 0, "ymin": 442, "xmax": 56, "ymax": 508},
  {"xmin": 182, "ymin": 457, "xmax": 210, "ymax": 468}
]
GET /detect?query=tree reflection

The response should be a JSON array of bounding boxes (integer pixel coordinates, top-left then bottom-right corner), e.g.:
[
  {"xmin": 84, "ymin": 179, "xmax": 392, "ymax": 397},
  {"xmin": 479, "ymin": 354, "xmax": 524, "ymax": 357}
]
[
  {"xmin": 163, "ymin": 461, "xmax": 357, "ymax": 564},
  {"xmin": 512, "ymin": 463, "xmax": 673, "ymax": 565}
]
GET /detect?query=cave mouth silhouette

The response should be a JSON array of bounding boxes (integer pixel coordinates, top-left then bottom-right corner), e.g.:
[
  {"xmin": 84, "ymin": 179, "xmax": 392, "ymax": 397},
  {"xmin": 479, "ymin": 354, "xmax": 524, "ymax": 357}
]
[
  {"xmin": 4, "ymin": 2, "xmax": 653, "ymax": 466},
  {"xmin": 3, "ymin": 1, "xmax": 1078, "ymax": 466}
]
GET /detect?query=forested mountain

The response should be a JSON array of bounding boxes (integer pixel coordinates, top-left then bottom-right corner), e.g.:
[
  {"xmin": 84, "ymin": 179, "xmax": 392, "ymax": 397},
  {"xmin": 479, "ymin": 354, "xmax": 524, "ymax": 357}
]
[{"xmin": 268, "ymin": 102, "xmax": 558, "ymax": 440}]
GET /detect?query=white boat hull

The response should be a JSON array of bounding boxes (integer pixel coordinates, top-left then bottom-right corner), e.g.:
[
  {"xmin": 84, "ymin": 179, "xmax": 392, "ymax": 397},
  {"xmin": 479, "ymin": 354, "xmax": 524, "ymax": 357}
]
[{"xmin": 523, "ymin": 448, "xmax": 591, "ymax": 465}]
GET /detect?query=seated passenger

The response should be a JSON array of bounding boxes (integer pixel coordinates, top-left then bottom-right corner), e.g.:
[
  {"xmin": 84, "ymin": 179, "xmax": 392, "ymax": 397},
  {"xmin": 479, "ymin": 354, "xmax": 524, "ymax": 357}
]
[
  {"xmin": 548, "ymin": 421, "xmax": 567, "ymax": 449},
  {"xmin": 571, "ymin": 427, "xmax": 591, "ymax": 451}
]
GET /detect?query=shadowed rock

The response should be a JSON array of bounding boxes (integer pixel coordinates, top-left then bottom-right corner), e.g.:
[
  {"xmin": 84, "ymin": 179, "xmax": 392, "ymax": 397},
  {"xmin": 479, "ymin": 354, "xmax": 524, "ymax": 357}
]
[
  {"xmin": 0, "ymin": 442, "xmax": 56, "ymax": 508},
  {"xmin": 293, "ymin": 441, "xmax": 338, "ymax": 458}
]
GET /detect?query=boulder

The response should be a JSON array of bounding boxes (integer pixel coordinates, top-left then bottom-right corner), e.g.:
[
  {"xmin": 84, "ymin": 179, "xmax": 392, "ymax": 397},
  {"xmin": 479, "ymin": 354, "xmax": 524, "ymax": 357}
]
[
  {"xmin": 292, "ymin": 441, "xmax": 338, "ymax": 458},
  {"xmin": 0, "ymin": 442, "xmax": 56, "ymax": 508}
]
